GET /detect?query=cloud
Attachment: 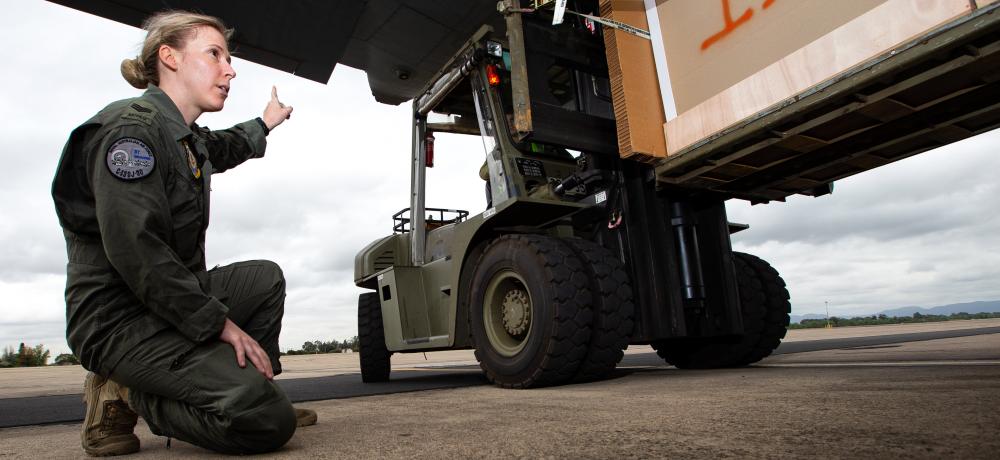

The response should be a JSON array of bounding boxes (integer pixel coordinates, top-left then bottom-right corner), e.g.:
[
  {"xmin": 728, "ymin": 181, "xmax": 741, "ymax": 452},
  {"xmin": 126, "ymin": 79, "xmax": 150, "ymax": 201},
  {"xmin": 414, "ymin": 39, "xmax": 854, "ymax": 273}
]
[{"xmin": 728, "ymin": 131, "xmax": 1000, "ymax": 246}]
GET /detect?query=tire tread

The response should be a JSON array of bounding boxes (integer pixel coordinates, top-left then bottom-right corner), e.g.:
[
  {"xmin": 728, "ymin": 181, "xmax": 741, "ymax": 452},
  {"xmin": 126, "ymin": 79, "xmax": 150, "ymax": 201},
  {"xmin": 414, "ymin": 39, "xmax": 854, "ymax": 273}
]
[
  {"xmin": 358, "ymin": 292, "xmax": 391, "ymax": 382},
  {"xmin": 562, "ymin": 238, "xmax": 635, "ymax": 382}
]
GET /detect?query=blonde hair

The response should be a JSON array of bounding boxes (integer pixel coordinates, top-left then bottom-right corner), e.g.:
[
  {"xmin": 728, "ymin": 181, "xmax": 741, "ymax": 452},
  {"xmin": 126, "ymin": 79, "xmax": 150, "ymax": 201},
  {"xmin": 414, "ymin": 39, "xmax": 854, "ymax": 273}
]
[{"xmin": 120, "ymin": 11, "xmax": 233, "ymax": 89}]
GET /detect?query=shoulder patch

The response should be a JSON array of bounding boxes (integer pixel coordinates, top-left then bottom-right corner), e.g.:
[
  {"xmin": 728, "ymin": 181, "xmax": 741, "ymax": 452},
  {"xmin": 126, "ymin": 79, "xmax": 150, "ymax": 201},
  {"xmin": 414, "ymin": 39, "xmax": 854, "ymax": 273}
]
[
  {"xmin": 106, "ymin": 137, "xmax": 155, "ymax": 181},
  {"xmin": 121, "ymin": 101, "xmax": 157, "ymax": 125}
]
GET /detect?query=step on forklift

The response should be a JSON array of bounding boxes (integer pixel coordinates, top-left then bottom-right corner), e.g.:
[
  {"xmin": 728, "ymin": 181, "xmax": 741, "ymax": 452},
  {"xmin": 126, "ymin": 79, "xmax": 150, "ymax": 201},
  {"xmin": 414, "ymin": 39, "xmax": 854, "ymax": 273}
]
[{"xmin": 353, "ymin": 2, "xmax": 790, "ymax": 388}]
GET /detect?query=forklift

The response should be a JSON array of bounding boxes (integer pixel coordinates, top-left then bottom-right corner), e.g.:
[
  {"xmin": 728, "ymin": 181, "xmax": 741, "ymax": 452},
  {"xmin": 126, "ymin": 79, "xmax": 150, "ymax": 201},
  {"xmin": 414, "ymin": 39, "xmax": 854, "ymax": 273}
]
[{"xmin": 353, "ymin": 3, "xmax": 790, "ymax": 388}]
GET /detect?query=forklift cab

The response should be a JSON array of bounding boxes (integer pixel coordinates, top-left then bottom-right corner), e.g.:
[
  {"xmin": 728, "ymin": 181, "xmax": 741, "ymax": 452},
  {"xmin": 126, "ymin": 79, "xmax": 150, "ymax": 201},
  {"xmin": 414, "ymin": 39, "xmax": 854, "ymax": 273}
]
[
  {"xmin": 405, "ymin": 6, "xmax": 623, "ymax": 263},
  {"xmin": 424, "ymin": 8, "xmax": 618, "ymax": 206}
]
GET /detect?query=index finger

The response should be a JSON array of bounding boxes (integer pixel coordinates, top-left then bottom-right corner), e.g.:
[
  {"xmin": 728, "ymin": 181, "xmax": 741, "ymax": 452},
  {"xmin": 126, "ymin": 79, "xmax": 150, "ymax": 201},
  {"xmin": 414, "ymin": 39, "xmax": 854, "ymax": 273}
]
[
  {"xmin": 248, "ymin": 345, "xmax": 274, "ymax": 379},
  {"xmin": 271, "ymin": 85, "xmax": 278, "ymax": 101}
]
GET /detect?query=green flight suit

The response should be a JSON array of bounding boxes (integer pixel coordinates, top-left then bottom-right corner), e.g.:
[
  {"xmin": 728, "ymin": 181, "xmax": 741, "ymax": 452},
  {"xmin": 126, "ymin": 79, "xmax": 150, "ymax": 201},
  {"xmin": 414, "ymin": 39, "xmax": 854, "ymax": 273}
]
[{"xmin": 52, "ymin": 85, "xmax": 295, "ymax": 454}]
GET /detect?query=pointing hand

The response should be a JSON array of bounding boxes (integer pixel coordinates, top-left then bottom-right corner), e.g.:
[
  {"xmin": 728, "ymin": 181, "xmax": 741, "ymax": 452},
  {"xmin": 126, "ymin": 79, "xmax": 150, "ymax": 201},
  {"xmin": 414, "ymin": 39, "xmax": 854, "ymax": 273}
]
[{"xmin": 262, "ymin": 86, "xmax": 293, "ymax": 131}]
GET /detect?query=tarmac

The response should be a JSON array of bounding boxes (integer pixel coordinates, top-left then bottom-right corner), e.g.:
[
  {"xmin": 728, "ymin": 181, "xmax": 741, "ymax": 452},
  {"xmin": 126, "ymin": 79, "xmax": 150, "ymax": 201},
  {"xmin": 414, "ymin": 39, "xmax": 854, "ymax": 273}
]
[{"xmin": 1, "ymin": 318, "xmax": 998, "ymax": 458}]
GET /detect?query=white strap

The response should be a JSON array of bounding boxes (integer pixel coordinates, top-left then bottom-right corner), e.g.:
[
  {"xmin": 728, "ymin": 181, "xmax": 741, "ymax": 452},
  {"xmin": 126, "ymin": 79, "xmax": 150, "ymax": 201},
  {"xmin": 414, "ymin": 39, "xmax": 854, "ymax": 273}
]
[
  {"xmin": 552, "ymin": 0, "xmax": 568, "ymax": 25},
  {"xmin": 564, "ymin": 9, "xmax": 651, "ymax": 40}
]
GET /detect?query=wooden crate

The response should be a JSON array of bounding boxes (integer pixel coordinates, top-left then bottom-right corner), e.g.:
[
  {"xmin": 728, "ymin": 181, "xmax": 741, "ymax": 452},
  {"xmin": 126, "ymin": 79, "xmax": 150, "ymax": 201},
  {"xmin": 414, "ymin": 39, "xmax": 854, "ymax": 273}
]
[{"xmin": 643, "ymin": 0, "xmax": 975, "ymax": 155}]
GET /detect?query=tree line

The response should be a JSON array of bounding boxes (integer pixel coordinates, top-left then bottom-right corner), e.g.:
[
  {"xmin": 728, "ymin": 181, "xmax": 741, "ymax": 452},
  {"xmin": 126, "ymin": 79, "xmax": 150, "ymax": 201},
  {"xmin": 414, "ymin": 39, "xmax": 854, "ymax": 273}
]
[
  {"xmin": 790, "ymin": 311, "xmax": 1000, "ymax": 329},
  {"xmin": 283, "ymin": 336, "xmax": 360, "ymax": 355},
  {"xmin": 0, "ymin": 343, "xmax": 78, "ymax": 368},
  {"xmin": 1, "ymin": 335, "xmax": 363, "ymax": 367}
]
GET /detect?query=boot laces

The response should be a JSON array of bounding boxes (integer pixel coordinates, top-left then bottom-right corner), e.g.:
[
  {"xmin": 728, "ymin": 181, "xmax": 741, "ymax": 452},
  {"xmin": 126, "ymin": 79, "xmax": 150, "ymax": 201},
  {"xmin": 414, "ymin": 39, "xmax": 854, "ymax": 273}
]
[{"xmin": 100, "ymin": 400, "xmax": 137, "ymax": 436}]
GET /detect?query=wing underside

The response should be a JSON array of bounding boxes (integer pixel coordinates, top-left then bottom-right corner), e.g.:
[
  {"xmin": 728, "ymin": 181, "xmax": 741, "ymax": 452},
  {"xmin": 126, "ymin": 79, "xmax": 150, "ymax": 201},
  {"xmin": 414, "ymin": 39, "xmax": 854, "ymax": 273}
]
[{"xmin": 48, "ymin": 0, "xmax": 505, "ymax": 105}]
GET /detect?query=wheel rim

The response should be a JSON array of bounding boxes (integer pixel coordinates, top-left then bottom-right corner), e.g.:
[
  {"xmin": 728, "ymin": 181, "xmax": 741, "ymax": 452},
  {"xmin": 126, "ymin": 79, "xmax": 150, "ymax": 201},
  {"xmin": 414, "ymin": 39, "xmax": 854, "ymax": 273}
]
[{"xmin": 482, "ymin": 269, "xmax": 533, "ymax": 357}]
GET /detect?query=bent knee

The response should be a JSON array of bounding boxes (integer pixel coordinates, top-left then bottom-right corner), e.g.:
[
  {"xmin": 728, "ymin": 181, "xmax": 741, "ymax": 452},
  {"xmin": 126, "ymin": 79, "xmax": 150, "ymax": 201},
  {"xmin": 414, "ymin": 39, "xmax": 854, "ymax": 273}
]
[
  {"xmin": 227, "ymin": 391, "xmax": 296, "ymax": 453},
  {"xmin": 252, "ymin": 259, "xmax": 285, "ymax": 291},
  {"xmin": 232, "ymin": 259, "xmax": 285, "ymax": 297}
]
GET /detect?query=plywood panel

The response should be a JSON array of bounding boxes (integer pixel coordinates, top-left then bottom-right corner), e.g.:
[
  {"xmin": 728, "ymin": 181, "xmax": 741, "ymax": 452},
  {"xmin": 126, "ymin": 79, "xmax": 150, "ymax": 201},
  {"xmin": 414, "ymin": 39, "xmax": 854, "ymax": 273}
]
[
  {"xmin": 601, "ymin": 0, "xmax": 668, "ymax": 161},
  {"xmin": 653, "ymin": 0, "xmax": 887, "ymax": 116},
  {"xmin": 662, "ymin": 0, "xmax": 973, "ymax": 155}
]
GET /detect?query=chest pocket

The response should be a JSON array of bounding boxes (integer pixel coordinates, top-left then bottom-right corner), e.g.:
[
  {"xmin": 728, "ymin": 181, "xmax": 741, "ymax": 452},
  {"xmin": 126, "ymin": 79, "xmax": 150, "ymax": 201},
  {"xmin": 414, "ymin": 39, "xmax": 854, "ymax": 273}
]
[
  {"xmin": 192, "ymin": 137, "xmax": 213, "ymax": 228},
  {"xmin": 169, "ymin": 139, "xmax": 210, "ymax": 262}
]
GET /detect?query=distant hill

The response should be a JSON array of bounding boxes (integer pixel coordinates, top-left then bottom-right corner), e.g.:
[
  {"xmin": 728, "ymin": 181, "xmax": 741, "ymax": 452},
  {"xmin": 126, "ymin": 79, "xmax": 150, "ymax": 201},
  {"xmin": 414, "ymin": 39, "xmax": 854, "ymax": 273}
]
[
  {"xmin": 880, "ymin": 300, "xmax": 1000, "ymax": 317},
  {"xmin": 790, "ymin": 300, "xmax": 1000, "ymax": 323},
  {"xmin": 789, "ymin": 313, "xmax": 826, "ymax": 324}
]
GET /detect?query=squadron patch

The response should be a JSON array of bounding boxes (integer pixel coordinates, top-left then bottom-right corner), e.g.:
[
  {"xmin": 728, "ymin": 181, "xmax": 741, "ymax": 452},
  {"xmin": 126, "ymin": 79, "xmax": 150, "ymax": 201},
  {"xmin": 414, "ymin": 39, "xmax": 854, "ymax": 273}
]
[{"xmin": 106, "ymin": 137, "xmax": 155, "ymax": 181}]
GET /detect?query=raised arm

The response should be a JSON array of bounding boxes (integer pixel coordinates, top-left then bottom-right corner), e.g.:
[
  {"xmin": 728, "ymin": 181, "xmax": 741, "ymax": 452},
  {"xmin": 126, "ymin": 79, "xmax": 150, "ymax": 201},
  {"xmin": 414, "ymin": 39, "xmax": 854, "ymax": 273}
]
[{"xmin": 197, "ymin": 86, "xmax": 293, "ymax": 172}]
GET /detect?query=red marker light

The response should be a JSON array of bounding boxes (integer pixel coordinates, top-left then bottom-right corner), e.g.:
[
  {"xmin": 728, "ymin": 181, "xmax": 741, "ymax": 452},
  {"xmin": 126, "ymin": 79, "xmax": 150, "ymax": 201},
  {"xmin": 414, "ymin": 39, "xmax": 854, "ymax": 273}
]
[
  {"xmin": 425, "ymin": 132, "xmax": 435, "ymax": 168},
  {"xmin": 486, "ymin": 64, "xmax": 501, "ymax": 87}
]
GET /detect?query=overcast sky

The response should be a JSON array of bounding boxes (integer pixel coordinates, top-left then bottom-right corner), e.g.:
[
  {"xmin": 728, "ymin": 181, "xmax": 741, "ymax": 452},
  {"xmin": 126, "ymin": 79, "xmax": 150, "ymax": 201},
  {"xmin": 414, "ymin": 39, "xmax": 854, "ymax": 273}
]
[{"xmin": 2, "ymin": 1, "xmax": 998, "ymax": 357}]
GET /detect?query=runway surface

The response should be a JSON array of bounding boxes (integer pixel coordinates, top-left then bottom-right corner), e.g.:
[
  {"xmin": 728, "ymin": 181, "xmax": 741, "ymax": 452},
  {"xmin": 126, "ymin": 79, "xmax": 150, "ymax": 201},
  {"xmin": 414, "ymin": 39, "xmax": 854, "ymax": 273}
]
[
  {"xmin": 3, "ymin": 323, "xmax": 999, "ymax": 459},
  {"xmin": 1, "ymin": 324, "xmax": 998, "ymax": 429}
]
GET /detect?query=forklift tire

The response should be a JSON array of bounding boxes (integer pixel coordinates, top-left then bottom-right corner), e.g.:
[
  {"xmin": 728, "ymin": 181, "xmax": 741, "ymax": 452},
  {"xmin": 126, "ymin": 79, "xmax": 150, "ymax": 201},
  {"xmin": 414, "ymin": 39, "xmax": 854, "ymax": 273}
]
[
  {"xmin": 652, "ymin": 252, "xmax": 790, "ymax": 369},
  {"xmin": 470, "ymin": 235, "xmax": 593, "ymax": 388},
  {"xmin": 731, "ymin": 252, "xmax": 792, "ymax": 365},
  {"xmin": 561, "ymin": 238, "xmax": 635, "ymax": 382},
  {"xmin": 359, "ymin": 292, "xmax": 392, "ymax": 382}
]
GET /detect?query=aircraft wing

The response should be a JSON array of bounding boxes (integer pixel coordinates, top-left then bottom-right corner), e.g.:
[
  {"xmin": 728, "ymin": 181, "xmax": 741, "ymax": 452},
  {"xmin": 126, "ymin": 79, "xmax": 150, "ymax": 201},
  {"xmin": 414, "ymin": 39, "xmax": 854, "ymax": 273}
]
[{"xmin": 48, "ymin": 0, "xmax": 504, "ymax": 105}]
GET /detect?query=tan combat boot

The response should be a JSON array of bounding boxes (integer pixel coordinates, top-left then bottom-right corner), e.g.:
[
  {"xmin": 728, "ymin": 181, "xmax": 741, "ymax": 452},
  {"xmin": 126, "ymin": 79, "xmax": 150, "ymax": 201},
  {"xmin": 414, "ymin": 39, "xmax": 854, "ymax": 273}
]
[
  {"xmin": 294, "ymin": 407, "xmax": 317, "ymax": 427},
  {"xmin": 81, "ymin": 372, "xmax": 139, "ymax": 456}
]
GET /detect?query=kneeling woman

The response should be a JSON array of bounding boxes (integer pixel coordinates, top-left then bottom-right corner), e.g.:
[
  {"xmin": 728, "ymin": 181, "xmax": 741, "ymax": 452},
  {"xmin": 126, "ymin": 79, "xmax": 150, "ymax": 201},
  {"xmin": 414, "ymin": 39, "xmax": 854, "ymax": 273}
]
[{"xmin": 52, "ymin": 10, "xmax": 315, "ymax": 456}]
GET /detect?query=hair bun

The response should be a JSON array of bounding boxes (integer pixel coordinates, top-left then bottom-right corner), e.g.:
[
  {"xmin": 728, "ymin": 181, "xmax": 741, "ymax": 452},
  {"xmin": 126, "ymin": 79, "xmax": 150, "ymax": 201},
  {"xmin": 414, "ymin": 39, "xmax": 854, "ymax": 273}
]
[{"xmin": 120, "ymin": 57, "xmax": 148, "ymax": 89}]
